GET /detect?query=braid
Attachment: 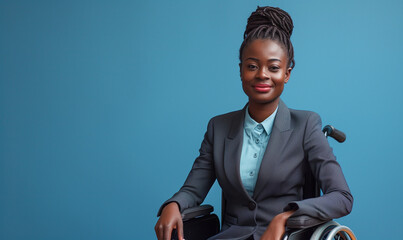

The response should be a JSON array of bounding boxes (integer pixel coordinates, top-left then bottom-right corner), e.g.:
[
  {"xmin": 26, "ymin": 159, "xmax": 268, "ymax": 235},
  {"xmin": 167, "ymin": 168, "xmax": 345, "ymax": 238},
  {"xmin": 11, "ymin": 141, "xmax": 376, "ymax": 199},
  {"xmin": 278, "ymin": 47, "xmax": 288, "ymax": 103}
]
[{"xmin": 240, "ymin": 6, "xmax": 295, "ymax": 69}]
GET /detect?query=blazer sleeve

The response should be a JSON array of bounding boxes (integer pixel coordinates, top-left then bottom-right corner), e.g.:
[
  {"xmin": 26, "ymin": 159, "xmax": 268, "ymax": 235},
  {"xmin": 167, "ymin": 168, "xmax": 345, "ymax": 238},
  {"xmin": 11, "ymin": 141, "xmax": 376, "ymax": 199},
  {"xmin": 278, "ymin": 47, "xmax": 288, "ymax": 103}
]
[
  {"xmin": 157, "ymin": 118, "xmax": 217, "ymax": 216},
  {"xmin": 284, "ymin": 112, "xmax": 353, "ymax": 220}
]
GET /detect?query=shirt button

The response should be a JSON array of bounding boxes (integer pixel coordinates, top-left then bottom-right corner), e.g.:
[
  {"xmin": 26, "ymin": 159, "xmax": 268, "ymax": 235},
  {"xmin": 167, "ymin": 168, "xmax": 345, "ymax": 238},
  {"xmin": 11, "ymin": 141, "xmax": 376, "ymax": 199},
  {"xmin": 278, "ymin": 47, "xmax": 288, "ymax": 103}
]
[
  {"xmin": 255, "ymin": 139, "xmax": 260, "ymax": 144},
  {"xmin": 249, "ymin": 171, "xmax": 254, "ymax": 176},
  {"xmin": 248, "ymin": 201, "xmax": 256, "ymax": 210},
  {"xmin": 253, "ymin": 153, "xmax": 257, "ymax": 158},
  {"xmin": 257, "ymin": 125, "xmax": 262, "ymax": 130}
]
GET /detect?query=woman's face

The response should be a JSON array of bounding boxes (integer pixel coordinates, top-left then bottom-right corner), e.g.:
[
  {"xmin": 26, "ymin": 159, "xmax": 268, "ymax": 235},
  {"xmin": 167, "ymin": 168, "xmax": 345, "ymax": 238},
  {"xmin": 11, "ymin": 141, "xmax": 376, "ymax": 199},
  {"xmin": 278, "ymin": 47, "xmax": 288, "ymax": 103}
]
[{"xmin": 240, "ymin": 39, "xmax": 292, "ymax": 106}]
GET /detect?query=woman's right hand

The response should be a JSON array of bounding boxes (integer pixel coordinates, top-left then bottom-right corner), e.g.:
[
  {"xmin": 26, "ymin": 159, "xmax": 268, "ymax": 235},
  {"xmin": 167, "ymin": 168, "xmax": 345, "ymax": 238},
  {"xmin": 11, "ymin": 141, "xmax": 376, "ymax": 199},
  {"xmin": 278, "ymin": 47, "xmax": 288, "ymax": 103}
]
[{"xmin": 155, "ymin": 202, "xmax": 184, "ymax": 240}]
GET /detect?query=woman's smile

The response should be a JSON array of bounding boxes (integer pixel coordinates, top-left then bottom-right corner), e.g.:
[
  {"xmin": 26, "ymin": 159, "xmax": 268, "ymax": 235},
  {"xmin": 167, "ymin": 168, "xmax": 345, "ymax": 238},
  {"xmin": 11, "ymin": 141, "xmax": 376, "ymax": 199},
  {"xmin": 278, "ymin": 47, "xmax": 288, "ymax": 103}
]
[{"xmin": 253, "ymin": 83, "xmax": 273, "ymax": 92}]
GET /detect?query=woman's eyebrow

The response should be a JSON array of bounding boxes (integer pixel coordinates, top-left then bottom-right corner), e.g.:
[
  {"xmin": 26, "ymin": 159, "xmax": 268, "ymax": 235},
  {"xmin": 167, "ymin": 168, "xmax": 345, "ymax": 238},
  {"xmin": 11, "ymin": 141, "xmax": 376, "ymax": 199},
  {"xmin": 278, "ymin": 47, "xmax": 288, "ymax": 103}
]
[
  {"xmin": 245, "ymin": 57, "xmax": 282, "ymax": 62},
  {"xmin": 245, "ymin": 57, "xmax": 260, "ymax": 62}
]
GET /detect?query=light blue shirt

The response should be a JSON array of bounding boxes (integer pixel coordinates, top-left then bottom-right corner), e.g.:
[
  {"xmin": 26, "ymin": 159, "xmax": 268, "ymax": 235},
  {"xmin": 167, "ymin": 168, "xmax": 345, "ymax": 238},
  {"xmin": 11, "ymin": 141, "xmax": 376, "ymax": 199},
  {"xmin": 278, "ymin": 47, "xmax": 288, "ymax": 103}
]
[{"xmin": 240, "ymin": 106, "xmax": 278, "ymax": 196}]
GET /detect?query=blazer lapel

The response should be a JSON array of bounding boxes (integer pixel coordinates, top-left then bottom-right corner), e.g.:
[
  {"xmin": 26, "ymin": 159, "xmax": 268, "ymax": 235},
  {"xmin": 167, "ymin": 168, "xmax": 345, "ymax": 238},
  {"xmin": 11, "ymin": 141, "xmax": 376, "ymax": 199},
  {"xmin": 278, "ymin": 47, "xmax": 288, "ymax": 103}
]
[
  {"xmin": 253, "ymin": 100, "xmax": 293, "ymax": 198},
  {"xmin": 223, "ymin": 105, "xmax": 251, "ymax": 198}
]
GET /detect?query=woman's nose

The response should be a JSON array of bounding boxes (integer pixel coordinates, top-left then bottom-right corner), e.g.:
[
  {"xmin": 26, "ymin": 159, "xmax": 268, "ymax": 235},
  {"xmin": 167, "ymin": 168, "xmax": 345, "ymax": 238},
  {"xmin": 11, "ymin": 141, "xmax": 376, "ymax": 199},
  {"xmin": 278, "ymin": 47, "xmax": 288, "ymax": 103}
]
[{"xmin": 256, "ymin": 67, "xmax": 269, "ymax": 80}]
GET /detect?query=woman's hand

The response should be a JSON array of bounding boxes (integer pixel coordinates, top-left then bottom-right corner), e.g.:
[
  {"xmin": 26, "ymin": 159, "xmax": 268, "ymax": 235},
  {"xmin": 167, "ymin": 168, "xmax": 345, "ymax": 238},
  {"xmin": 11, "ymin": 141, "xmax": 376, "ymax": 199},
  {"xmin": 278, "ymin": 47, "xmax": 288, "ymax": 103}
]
[
  {"xmin": 260, "ymin": 210, "xmax": 295, "ymax": 240},
  {"xmin": 154, "ymin": 202, "xmax": 184, "ymax": 240}
]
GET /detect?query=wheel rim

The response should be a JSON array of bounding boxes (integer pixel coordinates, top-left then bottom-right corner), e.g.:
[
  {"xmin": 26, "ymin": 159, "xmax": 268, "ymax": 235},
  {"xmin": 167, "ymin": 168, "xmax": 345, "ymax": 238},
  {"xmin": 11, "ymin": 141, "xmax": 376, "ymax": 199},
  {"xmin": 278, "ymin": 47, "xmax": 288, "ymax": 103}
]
[{"xmin": 322, "ymin": 226, "xmax": 357, "ymax": 240}]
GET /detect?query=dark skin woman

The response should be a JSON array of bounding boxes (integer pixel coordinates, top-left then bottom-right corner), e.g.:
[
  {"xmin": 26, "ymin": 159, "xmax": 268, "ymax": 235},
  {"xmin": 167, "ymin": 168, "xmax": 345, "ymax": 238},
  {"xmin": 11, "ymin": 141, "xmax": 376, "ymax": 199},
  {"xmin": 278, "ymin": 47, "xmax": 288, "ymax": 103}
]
[
  {"xmin": 156, "ymin": 38, "xmax": 294, "ymax": 240},
  {"xmin": 155, "ymin": 6, "xmax": 352, "ymax": 240}
]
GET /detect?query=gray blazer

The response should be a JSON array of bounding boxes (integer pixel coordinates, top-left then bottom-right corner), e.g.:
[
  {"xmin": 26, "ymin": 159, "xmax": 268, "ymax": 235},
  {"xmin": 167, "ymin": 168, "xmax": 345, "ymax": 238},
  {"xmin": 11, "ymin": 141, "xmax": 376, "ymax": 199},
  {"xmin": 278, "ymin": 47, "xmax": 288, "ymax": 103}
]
[{"xmin": 158, "ymin": 100, "xmax": 353, "ymax": 240}]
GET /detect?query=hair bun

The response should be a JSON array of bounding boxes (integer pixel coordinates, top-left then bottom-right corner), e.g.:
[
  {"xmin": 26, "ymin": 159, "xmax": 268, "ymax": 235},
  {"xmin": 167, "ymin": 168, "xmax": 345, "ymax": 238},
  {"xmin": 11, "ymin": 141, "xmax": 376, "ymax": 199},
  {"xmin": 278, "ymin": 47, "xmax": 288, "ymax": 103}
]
[{"xmin": 245, "ymin": 6, "xmax": 294, "ymax": 38}]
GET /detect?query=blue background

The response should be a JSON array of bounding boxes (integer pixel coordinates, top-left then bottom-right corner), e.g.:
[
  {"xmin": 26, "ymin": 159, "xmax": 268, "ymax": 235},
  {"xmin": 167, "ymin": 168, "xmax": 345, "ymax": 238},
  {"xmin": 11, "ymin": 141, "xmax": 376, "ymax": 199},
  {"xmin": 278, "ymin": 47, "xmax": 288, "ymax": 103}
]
[{"xmin": 1, "ymin": 0, "xmax": 402, "ymax": 239}]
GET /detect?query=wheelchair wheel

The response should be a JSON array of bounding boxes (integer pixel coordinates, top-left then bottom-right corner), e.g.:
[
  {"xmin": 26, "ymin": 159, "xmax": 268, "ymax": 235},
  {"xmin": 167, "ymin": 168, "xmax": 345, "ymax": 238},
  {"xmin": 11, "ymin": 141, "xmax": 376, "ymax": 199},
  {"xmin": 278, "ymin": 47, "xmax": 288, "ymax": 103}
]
[
  {"xmin": 321, "ymin": 225, "xmax": 356, "ymax": 240},
  {"xmin": 310, "ymin": 221, "xmax": 356, "ymax": 240},
  {"xmin": 320, "ymin": 227, "xmax": 349, "ymax": 240},
  {"xmin": 310, "ymin": 221, "xmax": 340, "ymax": 240}
]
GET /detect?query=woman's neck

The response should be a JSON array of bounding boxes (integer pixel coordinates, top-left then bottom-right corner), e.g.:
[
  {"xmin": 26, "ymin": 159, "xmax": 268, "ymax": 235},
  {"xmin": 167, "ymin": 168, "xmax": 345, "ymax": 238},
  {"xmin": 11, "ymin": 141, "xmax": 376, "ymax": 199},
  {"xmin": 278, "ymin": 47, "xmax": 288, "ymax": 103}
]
[{"xmin": 248, "ymin": 99, "xmax": 279, "ymax": 123}]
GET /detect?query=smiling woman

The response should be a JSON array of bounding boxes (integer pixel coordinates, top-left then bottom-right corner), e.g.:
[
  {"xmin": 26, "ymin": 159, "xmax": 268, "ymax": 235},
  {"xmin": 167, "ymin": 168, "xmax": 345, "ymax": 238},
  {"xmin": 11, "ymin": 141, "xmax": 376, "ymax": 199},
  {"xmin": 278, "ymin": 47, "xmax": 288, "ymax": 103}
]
[{"xmin": 155, "ymin": 6, "xmax": 353, "ymax": 240}]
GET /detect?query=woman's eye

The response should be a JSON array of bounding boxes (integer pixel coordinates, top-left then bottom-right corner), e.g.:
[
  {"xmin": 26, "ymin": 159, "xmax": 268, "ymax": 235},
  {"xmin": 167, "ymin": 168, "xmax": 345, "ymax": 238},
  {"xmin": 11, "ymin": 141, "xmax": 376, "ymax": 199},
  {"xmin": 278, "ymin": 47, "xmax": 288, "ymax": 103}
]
[
  {"xmin": 247, "ymin": 64, "xmax": 258, "ymax": 70},
  {"xmin": 269, "ymin": 66, "xmax": 280, "ymax": 71}
]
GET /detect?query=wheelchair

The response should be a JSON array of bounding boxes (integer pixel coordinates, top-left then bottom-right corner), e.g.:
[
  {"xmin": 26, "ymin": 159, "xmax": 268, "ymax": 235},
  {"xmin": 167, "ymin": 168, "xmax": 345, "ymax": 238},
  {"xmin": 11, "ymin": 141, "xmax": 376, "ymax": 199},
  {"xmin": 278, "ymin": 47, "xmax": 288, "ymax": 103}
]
[{"xmin": 171, "ymin": 125, "xmax": 356, "ymax": 240}]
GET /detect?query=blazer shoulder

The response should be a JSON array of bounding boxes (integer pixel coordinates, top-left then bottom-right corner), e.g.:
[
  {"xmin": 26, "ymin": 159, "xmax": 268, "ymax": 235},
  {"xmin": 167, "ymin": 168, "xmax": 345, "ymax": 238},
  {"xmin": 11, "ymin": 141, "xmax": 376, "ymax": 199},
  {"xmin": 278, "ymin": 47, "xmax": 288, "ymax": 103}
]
[
  {"xmin": 288, "ymin": 108, "xmax": 323, "ymax": 132},
  {"xmin": 209, "ymin": 108, "xmax": 244, "ymax": 124},
  {"xmin": 205, "ymin": 108, "xmax": 244, "ymax": 138},
  {"xmin": 289, "ymin": 108, "xmax": 321, "ymax": 122}
]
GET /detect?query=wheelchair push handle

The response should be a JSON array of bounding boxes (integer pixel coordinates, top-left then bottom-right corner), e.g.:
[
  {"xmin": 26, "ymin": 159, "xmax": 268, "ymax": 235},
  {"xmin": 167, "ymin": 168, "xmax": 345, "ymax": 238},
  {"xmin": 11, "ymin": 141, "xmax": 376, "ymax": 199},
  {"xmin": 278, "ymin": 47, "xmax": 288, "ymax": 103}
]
[{"xmin": 322, "ymin": 125, "xmax": 346, "ymax": 143}]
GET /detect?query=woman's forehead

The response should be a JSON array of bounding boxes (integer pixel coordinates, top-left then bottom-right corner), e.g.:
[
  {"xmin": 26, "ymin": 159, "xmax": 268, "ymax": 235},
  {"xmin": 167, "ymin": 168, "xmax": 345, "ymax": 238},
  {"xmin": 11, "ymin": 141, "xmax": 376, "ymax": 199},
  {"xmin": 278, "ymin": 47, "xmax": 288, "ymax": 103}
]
[{"xmin": 243, "ymin": 39, "xmax": 287, "ymax": 61}]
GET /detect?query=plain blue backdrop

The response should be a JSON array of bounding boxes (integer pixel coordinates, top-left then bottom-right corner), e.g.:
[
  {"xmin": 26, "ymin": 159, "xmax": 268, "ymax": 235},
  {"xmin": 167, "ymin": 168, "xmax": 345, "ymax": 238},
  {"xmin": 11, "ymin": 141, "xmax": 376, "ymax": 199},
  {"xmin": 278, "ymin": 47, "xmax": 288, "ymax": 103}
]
[{"xmin": 1, "ymin": 0, "xmax": 402, "ymax": 239}]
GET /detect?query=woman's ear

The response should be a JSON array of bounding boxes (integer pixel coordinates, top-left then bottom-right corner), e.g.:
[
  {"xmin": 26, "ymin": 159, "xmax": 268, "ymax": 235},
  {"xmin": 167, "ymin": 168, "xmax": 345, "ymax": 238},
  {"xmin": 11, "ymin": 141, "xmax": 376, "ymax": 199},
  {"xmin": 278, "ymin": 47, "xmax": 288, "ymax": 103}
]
[{"xmin": 284, "ymin": 67, "xmax": 292, "ymax": 83}]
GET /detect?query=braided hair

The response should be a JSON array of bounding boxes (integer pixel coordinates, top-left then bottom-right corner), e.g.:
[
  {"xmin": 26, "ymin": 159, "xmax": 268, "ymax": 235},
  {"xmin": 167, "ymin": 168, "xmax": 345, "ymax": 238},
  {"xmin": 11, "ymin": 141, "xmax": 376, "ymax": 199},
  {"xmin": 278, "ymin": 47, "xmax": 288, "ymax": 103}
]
[{"xmin": 239, "ymin": 6, "xmax": 295, "ymax": 69}]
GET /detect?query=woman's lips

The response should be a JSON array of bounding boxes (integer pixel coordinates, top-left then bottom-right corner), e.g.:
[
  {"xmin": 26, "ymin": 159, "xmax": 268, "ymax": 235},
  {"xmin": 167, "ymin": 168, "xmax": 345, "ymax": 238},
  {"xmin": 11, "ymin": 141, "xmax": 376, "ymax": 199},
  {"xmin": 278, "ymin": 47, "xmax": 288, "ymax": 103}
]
[{"xmin": 253, "ymin": 84, "xmax": 272, "ymax": 92}]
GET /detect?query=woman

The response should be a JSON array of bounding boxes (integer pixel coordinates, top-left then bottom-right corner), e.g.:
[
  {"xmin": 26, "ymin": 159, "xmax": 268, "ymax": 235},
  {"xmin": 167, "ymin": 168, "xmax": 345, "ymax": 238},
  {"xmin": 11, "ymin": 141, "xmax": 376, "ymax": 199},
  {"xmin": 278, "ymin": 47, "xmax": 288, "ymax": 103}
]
[{"xmin": 155, "ymin": 6, "xmax": 353, "ymax": 240}]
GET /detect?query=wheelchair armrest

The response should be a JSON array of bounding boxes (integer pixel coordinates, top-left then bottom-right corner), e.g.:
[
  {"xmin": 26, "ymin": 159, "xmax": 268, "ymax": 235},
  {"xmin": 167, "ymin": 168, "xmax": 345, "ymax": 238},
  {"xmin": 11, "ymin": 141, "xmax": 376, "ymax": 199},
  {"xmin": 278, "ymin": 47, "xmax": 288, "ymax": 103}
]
[
  {"xmin": 286, "ymin": 215, "xmax": 328, "ymax": 229},
  {"xmin": 181, "ymin": 204, "xmax": 214, "ymax": 221},
  {"xmin": 283, "ymin": 226, "xmax": 317, "ymax": 240}
]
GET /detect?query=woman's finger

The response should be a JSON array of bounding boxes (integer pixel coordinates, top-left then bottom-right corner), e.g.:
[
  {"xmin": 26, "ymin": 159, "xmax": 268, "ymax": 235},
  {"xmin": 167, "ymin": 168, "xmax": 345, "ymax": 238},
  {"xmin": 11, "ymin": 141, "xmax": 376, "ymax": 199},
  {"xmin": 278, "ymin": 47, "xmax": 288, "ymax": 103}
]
[
  {"xmin": 176, "ymin": 218, "xmax": 184, "ymax": 240},
  {"xmin": 154, "ymin": 222, "xmax": 164, "ymax": 240},
  {"xmin": 162, "ymin": 223, "xmax": 173, "ymax": 240}
]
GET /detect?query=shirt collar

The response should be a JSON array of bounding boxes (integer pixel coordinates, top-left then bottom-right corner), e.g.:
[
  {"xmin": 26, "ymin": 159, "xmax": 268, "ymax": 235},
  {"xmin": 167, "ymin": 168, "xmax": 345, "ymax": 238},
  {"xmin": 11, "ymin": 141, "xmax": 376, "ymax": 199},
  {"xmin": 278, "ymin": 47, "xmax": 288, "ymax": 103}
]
[{"xmin": 244, "ymin": 106, "xmax": 278, "ymax": 135}]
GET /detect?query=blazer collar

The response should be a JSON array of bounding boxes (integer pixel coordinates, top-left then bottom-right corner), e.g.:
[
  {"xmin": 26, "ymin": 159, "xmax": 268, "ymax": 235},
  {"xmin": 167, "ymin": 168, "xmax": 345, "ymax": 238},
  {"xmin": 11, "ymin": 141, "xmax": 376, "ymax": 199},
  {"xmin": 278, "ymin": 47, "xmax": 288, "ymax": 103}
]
[
  {"xmin": 273, "ymin": 99, "xmax": 291, "ymax": 132},
  {"xmin": 253, "ymin": 99, "xmax": 294, "ymax": 198},
  {"xmin": 223, "ymin": 103, "xmax": 248, "ymax": 199},
  {"xmin": 227, "ymin": 103, "xmax": 247, "ymax": 140},
  {"xmin": 227, "ymin": 99, "xmax": 291, "ymax": 139},
  {"xmin": 224, "ymin": 99, "xmax": 292, "ymax": 200}
]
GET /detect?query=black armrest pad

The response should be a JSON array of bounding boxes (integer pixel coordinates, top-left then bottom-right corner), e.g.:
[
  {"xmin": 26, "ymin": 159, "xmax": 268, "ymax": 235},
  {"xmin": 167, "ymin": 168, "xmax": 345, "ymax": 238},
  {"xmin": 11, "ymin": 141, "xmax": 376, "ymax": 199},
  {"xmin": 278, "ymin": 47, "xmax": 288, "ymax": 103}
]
[
  {"xmin": 181, "ymin": 204, "xmax": 214, "ymax": 221},
  {"xmin": 283, "ymin": 227, "xmax": 316, "ymax": 240},
  {"xmin": 286, "ymin": 215, "xmax": 328, "ymax": 229}
]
